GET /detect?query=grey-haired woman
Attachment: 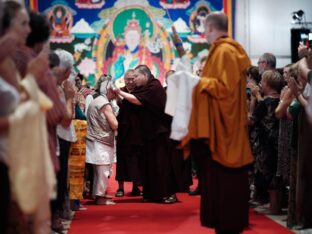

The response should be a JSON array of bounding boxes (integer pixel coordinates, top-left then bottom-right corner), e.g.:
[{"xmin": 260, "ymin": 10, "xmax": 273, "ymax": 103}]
[{"xmin": 86, "ymin": 75, "xmax": 118, "ymax": 205}]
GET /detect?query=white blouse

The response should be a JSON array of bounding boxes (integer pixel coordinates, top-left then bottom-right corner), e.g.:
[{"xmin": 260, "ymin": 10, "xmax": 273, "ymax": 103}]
[
  {"xmin": 0, "ymin": 78, "xmax": 20, "ymax": 165},
  {"xmin": 56, "ymin": 87, "xmax": 77, "ymax": 143}
]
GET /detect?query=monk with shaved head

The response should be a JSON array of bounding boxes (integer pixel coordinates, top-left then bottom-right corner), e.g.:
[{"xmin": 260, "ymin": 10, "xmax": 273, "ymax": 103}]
[{"xmin": 183, "ymin": 12, "xmax": 253, "ymax": 234}]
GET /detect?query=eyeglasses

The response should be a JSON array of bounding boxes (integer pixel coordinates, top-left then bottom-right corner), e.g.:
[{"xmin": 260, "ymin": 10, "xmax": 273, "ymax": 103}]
[{"xmin": 257, "ymin": 61, "xmax": 266, "ymax": 65}]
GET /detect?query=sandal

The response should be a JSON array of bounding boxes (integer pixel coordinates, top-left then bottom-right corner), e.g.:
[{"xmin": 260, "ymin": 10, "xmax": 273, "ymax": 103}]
[{"xmin": 115, "ymin": 188, "xmax": 124, "ymax": 197}]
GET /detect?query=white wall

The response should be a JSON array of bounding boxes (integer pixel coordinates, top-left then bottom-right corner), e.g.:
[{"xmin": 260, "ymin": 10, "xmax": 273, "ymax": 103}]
[{"xmin": 235, "ymin": 0, "xmax": 312, "ymax": 67}]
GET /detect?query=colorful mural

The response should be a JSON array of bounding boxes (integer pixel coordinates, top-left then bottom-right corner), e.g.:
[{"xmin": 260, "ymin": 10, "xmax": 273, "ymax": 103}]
[
  {"xmin": 75, "ymin": 0, "xmax": 105, "ymax": 9},
  {"xmin": 30, "ymin": 0, "xmax": 235, "ymax": 87},
  {"xmin": 187, "ymin": 0, "xmax": 212, "ymax": 43},
  {"xmin": 44, "ymin": 1, "xmax": 77, "ymax": 43},
  {"xmin": 94, "ymin": 5, "xmax": 173, "ymax": 86},
  {"xmin": 159, "ymin": 0, "xmax": 190, "ymax": 9}
]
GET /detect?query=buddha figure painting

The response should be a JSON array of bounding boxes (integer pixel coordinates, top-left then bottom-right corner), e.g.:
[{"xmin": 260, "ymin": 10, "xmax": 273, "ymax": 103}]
[
  {"xmin": 187, "ymin": 1, "xmax": 211, "ymax": 43},
  {"xmin": 159, "ymin": 0, "xmax": 190, "ymax": 9},
  {"xmin": 46, "ymin": 2, "xmax": 76, "ymax": 43},
  {"xmin": 98, "ymin": 7, "xmax": 168, "ymax": 87},
  {"xmin": 75, "ymin": 0, "xmax": 105, "ymax": 9}
]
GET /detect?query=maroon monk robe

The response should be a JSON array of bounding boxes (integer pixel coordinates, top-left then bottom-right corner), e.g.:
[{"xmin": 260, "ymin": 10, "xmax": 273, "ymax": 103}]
[
  {"xmin": 115, "ymin": 87, "xmax": 144, "ymax": 184},
  {"xmin": 133, "ymin": 78, "xmax": 178, "ymax": 202}
]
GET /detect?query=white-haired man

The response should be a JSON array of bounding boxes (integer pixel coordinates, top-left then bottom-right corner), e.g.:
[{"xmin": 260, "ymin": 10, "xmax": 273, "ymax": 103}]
[{"xmin": 258, "ymin": 52, "xmax": 276, "ymax": 75}]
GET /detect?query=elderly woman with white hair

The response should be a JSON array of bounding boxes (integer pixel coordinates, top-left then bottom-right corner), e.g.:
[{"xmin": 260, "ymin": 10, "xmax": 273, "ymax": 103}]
[
  {"xmin": 54, "ymin": 48, "xmax": 76, "ymax": 151},
  {"xmin": 86, "ymin": 75, "xmax": 118, "ymax": 205},
  {"xmin": 52, "ymin": 49, "xmax": 76, "ymax": 231}
]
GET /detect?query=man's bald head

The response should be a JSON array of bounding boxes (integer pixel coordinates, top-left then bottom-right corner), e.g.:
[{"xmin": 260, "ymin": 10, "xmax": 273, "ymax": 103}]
[
  {"xmin": 205, "ymin": 12, "xmax": 228, "ymax": 33},
  {"xmin": 124, "ymin": 69, "xmax": 135, "ymax": 92}
]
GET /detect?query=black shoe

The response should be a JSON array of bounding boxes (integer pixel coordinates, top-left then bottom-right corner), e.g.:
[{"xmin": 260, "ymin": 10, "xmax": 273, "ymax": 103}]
[
  {"xmin": 183, "ymin": 188, "xmax": 190, "ymax": 193},
  {"xmin": 130, "ymin": 187, "xmax": 142, "ymax": 196},
  {"xmin": 115, "ymin": 188, "xmax": 124, "ymax": 197},
  {"xmin": 142, "ymin": 198, "xmax": 150, "ymax": 203},
  {"xmin": 189, "ymin": 187, "xmax": 200, "ymax": 196},
  {"xmin": 163, "ymin": 194, "xmax": 177, "ymax": 204}
]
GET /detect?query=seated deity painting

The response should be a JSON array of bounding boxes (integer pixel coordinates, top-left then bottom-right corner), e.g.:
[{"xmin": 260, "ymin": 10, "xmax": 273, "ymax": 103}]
[
  {"xmin": 46, "ymin": 2, "xmax": 76, "ymax": 43},
  {"xmin": 94, "ymin": 6, "xmax": 174, "ymax": 87},
  {"xmin": 159, "ymin": 0, "xmax": 190, "ymax": 9},
  {"xmin": 187, "ymin": 1, "xmax": 211, "ymax": 43},
  {"xmin": 75, "ymin": 0, "xmax": 105, "ymax": 9}
]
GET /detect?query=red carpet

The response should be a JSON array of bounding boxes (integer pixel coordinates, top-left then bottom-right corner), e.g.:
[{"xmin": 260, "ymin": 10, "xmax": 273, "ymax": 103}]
[{"xmin": 69, "ymin": 165, "xmax": 293, "ymax": 234}]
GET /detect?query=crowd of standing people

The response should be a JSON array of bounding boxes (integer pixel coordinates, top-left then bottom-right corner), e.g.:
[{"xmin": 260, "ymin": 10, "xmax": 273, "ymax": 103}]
[
  {"xmin": 0, "ymin": 2, "xmax": 312, "ymax": 234},
  {"xmin": 247, "ymin": 50, "xmax": 312, "ymax": 230}
]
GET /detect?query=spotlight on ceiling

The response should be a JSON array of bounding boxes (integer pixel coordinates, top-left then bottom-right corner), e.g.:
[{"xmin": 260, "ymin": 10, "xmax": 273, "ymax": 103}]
[{"xmin": 292, "ymin": 10, "xmax": 304, "ymax": 22}]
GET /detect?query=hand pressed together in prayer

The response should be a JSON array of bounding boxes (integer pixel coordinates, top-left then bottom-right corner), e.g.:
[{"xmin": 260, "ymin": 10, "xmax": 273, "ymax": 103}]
[
  {"xmin": 0, "ymin": 32, "xmax": 18, "ymax": 63},
  {"xmin": 249, "ymin": 82, "xmax": 260, "ymax": 96},
  {"xmin": 27, "ymin": 49, "xmax": 49, "ymax": 81},
  {"xmin": 63, "ymin": 80, "xmax": 76, "ymax": 100},
  {"xmin": 298, "ymin": 56, "xmax": 312, "ymax": 81},
  {"xmin": 280, "ymin": 86, "xmax": 289, "ymax": 99},
  {"xmin": 288, "ymin": 77, "xmax": 304, "ymax": 97},
  {"xmin": 280, "ymin": 86, "xmax": 294, "ymax": 105},
  {"xmin": 298, "ymin": 42, "xmax": 309, "ymax": 59}
]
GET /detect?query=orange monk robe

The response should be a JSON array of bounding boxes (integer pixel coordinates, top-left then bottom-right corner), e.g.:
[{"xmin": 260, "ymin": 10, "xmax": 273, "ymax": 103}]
[{"xmin": 182, "ymin": 37, "xmax": 254, "ymax": 168}]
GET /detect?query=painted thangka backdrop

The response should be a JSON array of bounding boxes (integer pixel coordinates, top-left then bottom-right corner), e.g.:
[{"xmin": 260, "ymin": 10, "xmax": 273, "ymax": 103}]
[{"xmin": 29, "ymin": 0, "xmax": 235, "ymax": 87}]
